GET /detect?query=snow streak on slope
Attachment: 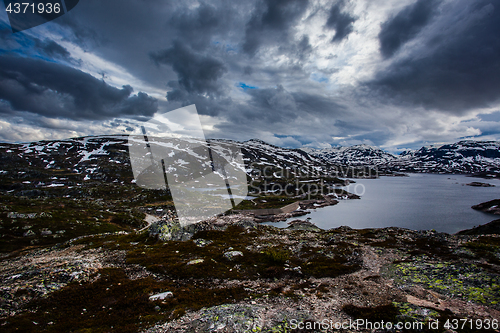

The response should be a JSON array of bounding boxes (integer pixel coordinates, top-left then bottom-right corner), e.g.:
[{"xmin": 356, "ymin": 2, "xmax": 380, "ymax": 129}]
[
  {"xmin": 386, "ymin": 141, "xmax": 500, "ymax": 174},
  {"xmin": 303, "ymin": 141, "xmax": 500, "ymax": 174},
  {"xmin": 301, "ymin": 145, "xmax": 397, "ymax": 167},
  {"xmin": 0, "ymin": 136, "xmax": 341, "ymax": 186}
]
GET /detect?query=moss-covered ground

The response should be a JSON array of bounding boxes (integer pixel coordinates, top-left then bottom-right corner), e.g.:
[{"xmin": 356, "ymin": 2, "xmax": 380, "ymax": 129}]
[
  {"xmin": 0, "ymin": 193, "xmax": 149, "ymax": 253},
  {"xmin": 0, "ymin": 267, "xmax": 249, "ymax": 333},
  {"xmin": 0, "ymin": 224, "xmax": 364, "ymax": 332},
  {"xmin": 2, "ymin": 223, "xmax": 500, "ymax": 332}
]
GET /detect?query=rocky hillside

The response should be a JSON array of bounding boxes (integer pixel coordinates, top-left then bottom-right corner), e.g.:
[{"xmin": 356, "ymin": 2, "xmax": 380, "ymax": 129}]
[
  {"xmin": 0, "ymin": 136, "xmax": 335, "ymax": 189},
  {"xmin": 303, "ymin": 140, "xmax": 500, "ymax": 175},
  {"xmin": 0, "ymin": 135, "xmax": 372, "ymax": 204},
  {"xmin": 240, "ymin": 139, "xmax": 327, "ymax": 173},
  {"xmin": 386, "ymin": 140, "xmax": 500, "ymax": 174},
  {"xmin": 1, "ymin": 137, "xmax": 498, "ymax": 196},
  {"xmin": 301, "ymin": 144, "xmax": 397, "ymax": 167}
]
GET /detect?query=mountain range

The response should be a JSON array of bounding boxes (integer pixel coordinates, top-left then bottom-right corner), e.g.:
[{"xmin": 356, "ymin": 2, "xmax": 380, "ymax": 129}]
[
  {"xmin": 302, "ymin": 140, "xmax": 500, "ymax": 176},
  {"xmin": 0, "ymin": 137, "xmax": 499, "ymax": 195}
]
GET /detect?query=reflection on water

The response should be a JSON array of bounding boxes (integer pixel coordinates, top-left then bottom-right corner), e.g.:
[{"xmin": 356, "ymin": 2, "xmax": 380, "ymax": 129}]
[{"xmin": 264, "ymin": 174, "xmax": 500, "ymax": 234}]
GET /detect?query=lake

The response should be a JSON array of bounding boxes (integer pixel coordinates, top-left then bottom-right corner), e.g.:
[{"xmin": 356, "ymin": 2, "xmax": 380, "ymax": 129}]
[{"xmin": 263, "ymin": 174, "xmax": 500, "ymax": 234}]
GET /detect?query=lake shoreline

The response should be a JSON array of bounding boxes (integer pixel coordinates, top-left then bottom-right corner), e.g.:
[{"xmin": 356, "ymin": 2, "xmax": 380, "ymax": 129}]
[{"xmin": 263, "ymin": 173, "xmax": 500, "ymax": 233}]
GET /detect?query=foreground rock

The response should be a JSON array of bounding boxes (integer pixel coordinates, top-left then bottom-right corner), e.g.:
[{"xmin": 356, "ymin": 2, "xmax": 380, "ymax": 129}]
[
  {"xmin": 472, "ymin": 199, "xmax": 500, "ymax": 215},
  {"xmin": 149, "ymin": 211, "xmax": 258, "ymax": 241},
  {"xmin": 149, "ymin": 292, "xmax": 174, "ymax": 301},
  {"xmin": 223, "ymin": 251, "xmax": 244, "ymax": 261},
  {"xmin": 1, "ymin": 220, "xmax": 500, "ymax": 332},
  {"xmin": 287, "ymin": 218, "xmax": 322, "ymax": 231},
  {"xmin": 145, "ymin": 303, "xmax": 313, "ymax": 333}
]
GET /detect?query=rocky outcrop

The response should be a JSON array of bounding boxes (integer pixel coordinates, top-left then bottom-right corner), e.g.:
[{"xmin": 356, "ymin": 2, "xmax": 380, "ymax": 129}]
[
  {"xmin": 223, "ymin": 251, "xmax": 244, "ymax": 261},
  {"xmin": 149, "ymin": 214, "xmax": 259, "ymax": 241},
  {"xmin": 286, "ymin": 219, "xmax": 322, "ymax": 231},
  {"xmin": 456, "ymin": 219, "xmax": 500, "ymax": 235},
  {"xmin": 148, "ymin": 217, "xmax": 191, "ymax": 241},
  {"xmin": 144, "ymin": 303, "xmax": 312, "ymax": 333},
  {"xmin": 472, "ymin": 199, "xmax": 500, "ymax": 215},
  {"xmin": 466, "ymin": 181, "xmax": 495, "ymax": 187}
]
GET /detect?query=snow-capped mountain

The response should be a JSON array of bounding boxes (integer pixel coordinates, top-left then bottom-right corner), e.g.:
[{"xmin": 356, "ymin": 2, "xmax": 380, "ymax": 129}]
[
  {"xmin": 239, "ymin": 139, "xmax": 328, "ymax": 173},
  {"xmin": 0, "ymin": 136, "xmax": 337, "ymax": 192},
  {"xmin": 1, "ymin": 137, "xmax": 499, "ymax": 197},
  {"xmin": 385, "ymin": 140, "xmax": 500, "ymax": 174},
  {"xmin": 301, "ymin": 144, "xmax": 397, "ymax": 167},
  {"xmin": 303, "ymin": 140, "xmax": 500, "ymax": 175}
]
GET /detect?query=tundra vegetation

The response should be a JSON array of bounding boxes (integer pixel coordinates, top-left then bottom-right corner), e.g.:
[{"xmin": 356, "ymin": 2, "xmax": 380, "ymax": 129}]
[{"xmin": 0, "ymin": 137, "xmax": 499, "ymax": 332}]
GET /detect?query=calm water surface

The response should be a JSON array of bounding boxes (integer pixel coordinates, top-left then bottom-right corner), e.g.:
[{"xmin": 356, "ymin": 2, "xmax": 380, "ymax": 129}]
[{"xmin": 264, "ymin": 174, "xmax": 500, "ymax": 234}]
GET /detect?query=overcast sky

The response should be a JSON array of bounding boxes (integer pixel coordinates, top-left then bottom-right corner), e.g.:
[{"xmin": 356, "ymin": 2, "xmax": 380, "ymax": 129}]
[{"xmin": 0, "ymin": 0, "xmax": 499, "ymax": 153}]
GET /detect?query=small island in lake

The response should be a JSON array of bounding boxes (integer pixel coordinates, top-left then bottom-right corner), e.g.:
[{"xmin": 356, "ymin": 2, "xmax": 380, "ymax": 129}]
[{"xmin": 472, "ymin": 199, "xmax": 500, "ymax": 215}]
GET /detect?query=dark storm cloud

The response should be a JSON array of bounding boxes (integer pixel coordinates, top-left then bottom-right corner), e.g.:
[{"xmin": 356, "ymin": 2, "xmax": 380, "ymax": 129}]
[
  {"xmin": 292, "ymin": 91, "xmax": 345, "ymax": 115},
  {"xmin": 52, "ymin": 0, "xmax": 178, "ymax": 89},
  {"xmin": 169, "ymin": 2, "xmax": 233, "ymax": 51},
  {"xmin": 56, "ymin": 15, "xmax": 104, "ymax": 49},
  {"xmin": 150, "ymin": 39, "xmax": 233, "ymax": 117},
  {"xmin": 151, "ymin": 41, "xmax": 227, "ymax": 96},
  {"xmin": 33, "ymin": 38, "xmax": 73, "ymax": 60},
  {"xmin": 368, "ymin": 0, "xmax": 500, "ymax": 113},
  {"xmin": 53, "ymin": 0, "xmax": 246, "ymax": 90},
  {"xmin": 52, "ymin": 0, "xmax": 314, "ymax": 118},
  {"xmin": 0, "ymin": 55, "xmax": 158, "ymax": 120},
  {"xmin": 242, "ymin": 0, "xmax": 309, "ymax": 55},
  {"xmin": 379, "ymin": 0, "xmax": 440, "ymax": 58},
  {"xmin": 208, "ymin": 86, "xmax": 353, "ymax": 146},
  {"xmin": 0, "ymin": 24, "xmax": 77, "ymax": 63},
  {"xmin": 1, "ymin": 0, "xmax": 496, "ymax": 146},
  {"xmin": 243, "ymin": 66, "xmax": 253, "ymax": 75},
  {"xmin": 0, "ymin": 23, "xmax": 11, "ymax": 41},
  {"xmin": 164, "ymin": 88, "xmax": 232, "ymax": 117},
  {"xmin": 246, "ymin": 85, "xmax": 297, "ymax": 115},
  {"xmin": 325, "ymin": 0, "xmax": 356, "ymax": 42},
  {"xmin": 224, "ymin": 85, "xmax": 345, "ymax": 126}
]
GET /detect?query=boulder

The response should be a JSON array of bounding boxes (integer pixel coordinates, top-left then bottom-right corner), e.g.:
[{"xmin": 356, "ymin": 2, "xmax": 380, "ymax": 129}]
[
  {"xmin": 223, "ymin": 251, "xmax": 243, "ymax": 261},
  {"xmin": 186, "ymin": 259, "xmax": 204, "ymax": 265},
  {"xmin": 287, "ymin": 219, "xmax": 322, "ymax": 231},
  {"xmin": 149, "ymin": 218, "xmax": 192, "ymax": 241},
  {"xmin": 149, "ymin": 291, "xmax": 173, "ymax": 301},
  {"xmin": 40, "ymin": 229, "xmax": 52, "ymax": 236},
  {"xmin": 23, "ymin": 230, "xmax": 35, "ymax": 237},
  {"xmin": 233, "ymin": 220, "xmax": 257, "ymax": 229},
  {"xmin": 193, "ymin": 239, "xmax": 213, "ymax": 247}
]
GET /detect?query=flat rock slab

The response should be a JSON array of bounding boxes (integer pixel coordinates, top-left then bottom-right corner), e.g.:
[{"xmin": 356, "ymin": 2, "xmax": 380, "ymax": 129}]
[
  {"xmin": 149, "ymin": 292, "xmax": 173, "ymax": 301},
  {"xmin": 186, "ymin": 259, "xmax": 204, "ymax": 265}
]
